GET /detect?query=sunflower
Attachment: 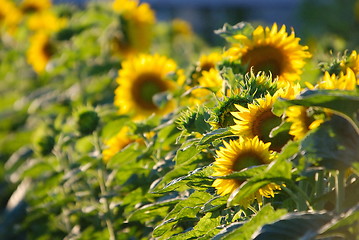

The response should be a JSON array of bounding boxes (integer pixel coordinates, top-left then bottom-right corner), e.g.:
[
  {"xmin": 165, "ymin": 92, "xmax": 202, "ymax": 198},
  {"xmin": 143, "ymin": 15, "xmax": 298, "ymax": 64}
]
[
  {"xmin": 102, "ymin": 126, "xmax": 141, "ymax": 163},
  {"xmin": 340, "ymin": 50, "xmax": 359, "ymax": 77},
  {"xmin": 307, "ymin": 68, "xmax": 357, "ymax": 91},
  {"xmin": 20, "ymin": 0, "xmax": 51, "ymax": 13},
  {"xmin": 26, "ymin": 32, "xmax": 55, "ymax": 73},
  {"xmin": 114, "ymin": 54, "xmax": 180, "ymax": 120},
  {"xmin": 224, "ymin": 23, "xmax": 311, "ymax": 83},
  {"xmin": 0, "ymin": 0, "xmax": 22, "ymax": 34},
  {"xmin": 212, "ymin": 136, "xmax": 281, "ymax": 207},
  {"xmin": 187, "ymin": 68, "xmax": 224, "ymax": 106},
  {"xmin": 231, "ymin": 93, "xmax": 291, "ymax": 151},
  {"xmin": 191, "ymin": 52, "xmax": 222, "ymax": 85},
  {"xmin": 171, "ymin": 18, "xmax": 193, "ymax": 37},
  {"xmin": 285, "ymin": 106, "xmax": 324, "ymax": 140},
  {"xmin": 111, "ymin": 0, "xmax": 155, "ymax": 58},
  {"xmin": 27, "ymin": 10, "xmax": 67, "ymax": 33}
]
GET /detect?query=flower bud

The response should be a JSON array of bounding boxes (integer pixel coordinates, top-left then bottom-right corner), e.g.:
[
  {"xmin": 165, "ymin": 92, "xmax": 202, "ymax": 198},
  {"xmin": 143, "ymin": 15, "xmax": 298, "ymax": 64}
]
[{"xmin": 76, "ymin": 110, "xmax": 100, "ymax": 135}]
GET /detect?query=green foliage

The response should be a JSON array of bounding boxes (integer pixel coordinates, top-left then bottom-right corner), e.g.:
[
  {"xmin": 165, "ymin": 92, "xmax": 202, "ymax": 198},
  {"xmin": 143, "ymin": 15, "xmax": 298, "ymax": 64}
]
[{"xmin": 0, "ymin": 0, "xmax": 358, "ymax": 239}]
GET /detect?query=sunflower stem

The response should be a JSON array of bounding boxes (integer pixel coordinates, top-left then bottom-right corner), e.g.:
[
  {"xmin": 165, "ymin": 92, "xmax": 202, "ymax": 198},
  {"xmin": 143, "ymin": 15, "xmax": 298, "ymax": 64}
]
[
  {"xmin": 93, "ymin": 131, "xmax": 117, "ymax": 240},
  {"xmin": 335, "ymin": 169, "xmax": 345, "ymax": 213},
  {"xmin": 313, "ymin": 170, "xmax": 325, "ymax": 210}
]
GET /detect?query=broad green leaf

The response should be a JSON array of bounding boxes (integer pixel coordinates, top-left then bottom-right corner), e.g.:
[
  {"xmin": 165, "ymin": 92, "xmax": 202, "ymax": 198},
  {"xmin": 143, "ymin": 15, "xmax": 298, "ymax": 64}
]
[
  {"xmin": 214, "ymin": 22, "xmax": 254, "ymax": 43},
  {"xmin": 317, "ymin": 204, "xmax": 359, "ymax": 239},
  {"xmin": 274, "ymin": 89, "xmax": 359, "ymax": 131},
  {"xmin": 169, "ymin": 212, "xmax": 222, "ymax": 240},
  {"xmin": 213, "ymin": 205, "xmax": 287, "ymax": 240},
  {"xmin": 199, "ymin": 128, "xmax": 233, "ymax": 145},
  {"xmin": 301, "ymin": 115, "xmax": 359, "ymax": 170},
  {"xmin": 153, "ymin": 191, "xmax": 214, "ymax": 239},
  {"xmin": 213, "ymin": 165, "xmax": 267, "ymax": 180},
  {"xmin": 127, "ymin": 197, "xmax": 184, "ymax": 224},
  {"xmin": 252, "ymin": 211, "xmax": 332, "ymax": 240},
  {"xmin": 152, "ymin": 166, "xmax": 214, "ymax": 194}
]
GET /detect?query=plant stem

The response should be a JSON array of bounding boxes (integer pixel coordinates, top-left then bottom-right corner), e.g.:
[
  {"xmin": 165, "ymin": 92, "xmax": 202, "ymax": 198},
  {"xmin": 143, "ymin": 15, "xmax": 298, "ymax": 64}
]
[
  {"xmin": 93, "ymin": 132, "xmax": 117, "ymax": 240},
  {"xmin": 313, "ymin": 170, "xmax": 324, "ymax": 210},
  {"xmin": 335, "ymin": 169, "xmax": 345, "ymax": 213}
]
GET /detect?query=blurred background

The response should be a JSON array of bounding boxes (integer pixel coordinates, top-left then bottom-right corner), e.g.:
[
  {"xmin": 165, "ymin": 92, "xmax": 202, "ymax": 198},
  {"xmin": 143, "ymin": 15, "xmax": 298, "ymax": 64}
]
[{"xmin": 52, "ymin": 0, "xmax": 359, "ymax": 47}]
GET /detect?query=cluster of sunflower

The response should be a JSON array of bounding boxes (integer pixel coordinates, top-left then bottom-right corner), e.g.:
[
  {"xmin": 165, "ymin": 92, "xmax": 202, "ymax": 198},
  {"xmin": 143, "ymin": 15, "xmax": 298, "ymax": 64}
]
[{"xmin": 1, "ymin": 0, "xmax": 359, "ymax": 239}]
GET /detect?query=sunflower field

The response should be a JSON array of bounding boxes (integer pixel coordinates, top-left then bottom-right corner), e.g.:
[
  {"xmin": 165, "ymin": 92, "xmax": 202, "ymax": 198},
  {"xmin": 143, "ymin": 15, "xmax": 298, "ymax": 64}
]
[{"xmin": 1, "ymin": 0, "xmax": 359, "ymax": 239}]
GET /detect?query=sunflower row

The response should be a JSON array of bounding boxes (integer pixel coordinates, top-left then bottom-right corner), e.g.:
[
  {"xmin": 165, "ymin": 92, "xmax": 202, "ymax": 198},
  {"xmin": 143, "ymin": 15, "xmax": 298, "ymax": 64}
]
[{"xmin": 1, "ymin": 0, "xmax": 359, "ymax": 239}]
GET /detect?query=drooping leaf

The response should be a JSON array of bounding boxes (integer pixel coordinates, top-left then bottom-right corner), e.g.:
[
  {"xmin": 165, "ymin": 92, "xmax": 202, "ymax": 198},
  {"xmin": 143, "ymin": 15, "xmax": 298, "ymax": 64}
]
[
  {"xmin": 152, "ymin": 166, "xmax": 214, "ymax": 194},
  {"xmin": 252, "ymin": 211, "xmax": 332, "ymax": 240},
  {"xmin": 301, "ymin": 115, "xmax": 359, "ymax": 170},
  {"xmin": 213, "ymin": 205, "xmax": 287, "ymax": 240},
  {"xmin": 214, "ymin": 22, "xmax": 254, "ymax": 43}
]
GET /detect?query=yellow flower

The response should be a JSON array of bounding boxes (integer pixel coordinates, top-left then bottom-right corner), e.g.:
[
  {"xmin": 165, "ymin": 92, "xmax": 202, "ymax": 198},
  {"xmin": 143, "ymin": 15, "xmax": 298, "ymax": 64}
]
[
  {"xmin": 171, "ymin": 18, "xmax": 193, "ymax": 37},
  {"xmin": 27, "ymin": 10, "xmax": 67, "ymax": 33},
  {"xmin": 285, "ymin": 106, "xmax": 324, "ymax": 140},
  {"xmin": 307, "ymin": 68, "xmax": 357, "ymax": 91},
  {"xmin": 20, "ymin": 0, "xmax": 51, "ymax": 13},
  {"xmin": 231, "ymin": 93, "xmax": 290, "ymax": 151},
  {"xmin": 191, "ymin": 52, "xmax": 223, "ymax": 85},
  {"xmin": 26, "ymin": 32, "xmax": 55, "ymax": 73},
  {"xmin": 212, "ymin": 136, "xmax": 281, "ymax": 207},
  {"xmin": 114, "ymin": 54, "xmax": 180, "ymax": 120},
  {"xmin": 187, "ymin": 68, "xmax": 224, "ymax": 106},
  {"xmin": 102, "ymin": 126, "xmax": 140, "ymax": 163},
  {"xmin": 224, "ymin": 23, "xmax": 311, "ymax": 83},
  {"xmin": 340, "ymin": 50, "xmax": 359, "ymax": 77},
  {"xmin": 111, "ymin": 0, "xmax": 155, "ymax": 58},
  {"xmin": 0, "ymin": 0, "xmax": 22, "ymax": 34}
]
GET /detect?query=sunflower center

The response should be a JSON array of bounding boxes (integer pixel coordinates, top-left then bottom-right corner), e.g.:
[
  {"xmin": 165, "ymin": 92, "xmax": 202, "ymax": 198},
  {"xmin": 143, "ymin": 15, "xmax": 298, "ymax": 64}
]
[
  {"xmin": 233, "ymin": 152, "xmax": 264, "ymax": 171},
  {"xmin": 242, "ymin": 45, "xmax": 284, "ymax": 77},
  {"xmin": 43, "ymin": 41, "xmax": 55, "ymax": 60},
  {"xmin": 200, "ymin": 62, "xmax": 215, "ymax": 72},
  {"xmin": 132, "ymin": 73, "xmax": 167, "ymax": 110},
  {"xmin": 251, "ymin": 109, "xmax": 277, "ymax": 140}
]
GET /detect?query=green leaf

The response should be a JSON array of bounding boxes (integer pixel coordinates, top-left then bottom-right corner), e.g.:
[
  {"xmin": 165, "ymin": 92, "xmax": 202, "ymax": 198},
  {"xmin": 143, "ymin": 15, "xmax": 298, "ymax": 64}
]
[
  {"xmin": 213, "ymin": 205, "xmax": 287, "ymax": 240},
  {"xmin": 128, "ymin": 197, "xmax": 184, "ymax": 224},
  {"xmin": 152, "ymin": 166, "xmax": 214, "ymax": 194},
  {"xmin": 214, "ymin": 22, "xmax": 254, "ymax": 43},
  {"xmin": 153, "ymin": 191, "xmax": 214, "ymax": 239},
  {"xmin": 317, "ymin": 204, "xmax": 359, "ymax": 239},
  {"xmin": 213, "ymin": 165, "xmax": 267, "ymax": 180},
  {"xmin": 199, "ymin": 128, "xmax": 232, "ymax": 145},
  {"xmin": 274, "ymin": 89, "xmax": 359, "ymax": 131},
  {"xmin": 252, "ymin": 211, "xmax": 332, "ymax": 240},
  {"xmin": 301, "ymin": 115, "xmax": 359, "ymax": 170}
]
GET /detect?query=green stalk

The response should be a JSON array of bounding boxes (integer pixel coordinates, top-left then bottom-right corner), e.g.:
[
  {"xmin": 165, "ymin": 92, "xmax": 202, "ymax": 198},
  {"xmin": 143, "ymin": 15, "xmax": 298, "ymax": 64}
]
[
  {"xmin": 335, "ymin": 169, "xmax": 345, "ymax": 213},
  {"xmin": 313, "ymin": 170, "xmax": 324, "ymax": 210},
  {"xmin": 93, "ymin": 132, "xmax": 117, "ymax": 240}
]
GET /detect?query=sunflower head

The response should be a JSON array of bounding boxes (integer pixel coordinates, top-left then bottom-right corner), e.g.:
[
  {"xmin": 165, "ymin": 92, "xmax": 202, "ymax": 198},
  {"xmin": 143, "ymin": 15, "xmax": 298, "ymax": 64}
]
[
  {"xmin": 20, "ymin": 0, "xmax": 51, "ymax": 14},
  {"xmin": 189, "ymin": 52, "xmax": 222, "ymax": 86},
  {"xmin": 231, "ymin": 93, "xmax": 291, "ymax": 151},
  {"xmin": 224, "ymin": 23, "xmax": 311, "ymax": 83},
  {"xmin": 285, "ymin": 106, "xmax": 325, "ymax": 140},
  {"xmin": 340, "ymin": 50, "xmax": 359, "ymax": 77},
  {"xmin": 27, "ymin": 10, "xmax": 67, "ymax": 33},
  {"xmin": 212, "ymin": 136, "xmax": 280, "ymax": 207},
  {"xmin": 311, "ymin": 68, "xmax": 357, "ymax": 91},
  {"xmin": 27, "ymin": 32, "xmax": 57, "ymax": 73},
  {"xmin": 114, "ymin": 54, "xmax": 181, "ymax": 120},
  {"xmin": 110, "ymin": 0, "xmax": 155, "ymax": 58},
  {"xmin": 0, "ymin": 0, "xmax": 22, "ymax": 34},
  {"xmin": 102, "ymin": 126, "xmax": 142, "ymax": 163},
  {"xmin": 171, "ymin": 18, "xmax": 193, "ymax": 37}
]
